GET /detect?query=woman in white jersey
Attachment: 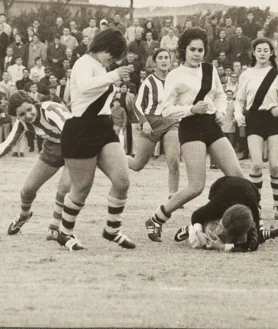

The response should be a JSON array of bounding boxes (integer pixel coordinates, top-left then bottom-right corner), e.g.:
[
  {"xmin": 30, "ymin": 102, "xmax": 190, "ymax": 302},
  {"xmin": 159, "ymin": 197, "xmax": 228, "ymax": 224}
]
[
  {"xmin": 128, "ymin": 48, "xmax": 181, "ymax": 200},
  {"xmin": 58, "ymin": 29, "xmax": 136, "ymax": 251},
  {"xmin": 146, "ymin": 27, "xmax": 244, "ymax": 242},
  {"xmin": 1, "ymin": 91, "xmax": 72, "ymax": 241},
  {"xmin": 235, "ymin": 37, "xmax": 278, "ymax": 220}
]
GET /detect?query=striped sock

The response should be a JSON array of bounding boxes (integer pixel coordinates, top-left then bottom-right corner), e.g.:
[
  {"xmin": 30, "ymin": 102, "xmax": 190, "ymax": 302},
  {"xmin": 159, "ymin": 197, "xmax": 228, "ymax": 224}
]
[
  {"xmin": 270, "ymin": 175, "xmax": 278, "ymax": 208},
  {"xmin": 20, "ymin": 191, "xmax": 36, "ymax": 220},
  {"xmin": 105, "ymin": 195, "xmax": 126, "ymax": 235},
  {"xmin": 249, "ymin": 173, "xmax": 263, "ymax": 195},
  {"xmin": 49, "ymin": 192, "xmax": 65, "ymax": 230},
  {"xmin": 152, "ymin": 205, "xmax": 171, "ymax": 225},
  {"xmin": 60, "ymin": 194, "xmax": 84, "ymax": 236}
]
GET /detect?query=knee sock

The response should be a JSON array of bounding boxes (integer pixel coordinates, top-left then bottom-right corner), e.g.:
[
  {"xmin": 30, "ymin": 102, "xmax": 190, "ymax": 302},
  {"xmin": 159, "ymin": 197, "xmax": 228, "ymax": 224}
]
[
  {"xmin": 49, "ymin": 192, "xmax": 65, "ymax": 230},
  {"xmin": 152, "ymin": 205, "xmax": 171, "ymax": 225},
  {"xmin": 105, "ymin": 195, "xmax": 127, "ymax": 235},
  {"xmin": 249, "ymin": 173, "xmax": 263, "ymax": 195},
  {"xmin": 60, "ymin": 194, "xmax": 84, "ymax": 236},
  {"xmin": 270, "ymin": 175, "xmax": 278, "ymax": 208},
  {"xmin": 20, "ymin": 191, "xmax": 36, "ymax": 220}
]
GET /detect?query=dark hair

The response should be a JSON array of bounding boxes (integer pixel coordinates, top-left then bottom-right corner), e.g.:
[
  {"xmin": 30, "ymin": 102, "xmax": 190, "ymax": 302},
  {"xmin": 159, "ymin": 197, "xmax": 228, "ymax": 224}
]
[
  {"xmin": 251, "ymin": 37, "xmax": 277, "ymax": 69},
  {"xmin": 8, "ymin": 90, "xmax": 34, "ymax": 116},
  {"xmin": 152, "ymin": 48, "xmax": 171, "ymax": 62},
  {"xmin": 54, "ymin": 34, "xmax": 61, "ymax": 40},
  {"xmin": 15, "ymin": 56, "xmax": 22, "ymax": 61},
  {"xmin": 120, "ymin": 82, "xmax": 127, "ymax": 88},
  {"xmin": 35, "ymin": 56, "xmax": 42, "ymax": 63},
  {"xmin": 177, "ymin": 27, "xmax": 208, "ymax": 62},
  {"xmin": 89, "ymin": 28, "xmax": 127, "ymax": 60},
  {"xmin": 112, "ymin": 97, "xmax": 121, "ymax": 104}
]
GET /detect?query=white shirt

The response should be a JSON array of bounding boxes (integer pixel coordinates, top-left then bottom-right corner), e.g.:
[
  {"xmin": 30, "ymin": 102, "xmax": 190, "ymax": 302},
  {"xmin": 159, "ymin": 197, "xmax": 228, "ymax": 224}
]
[
  {"xmin": 161, "ymin": 64, "xmax": 226, "ymax": 118},
  {"xmin": 30, "ymin": 66, "xmax": 46, "ymax": 80},
  {"xmin": 70, "ymin": 54, "xmax": 119, "ymax": 117},
  {"xmin": 124, "ymin": 25, "xmax": 144, "ymax": 44},
  {"xmin": 7, "ymin": 64, "xmax": 26, "ymax": 83},
  {"xmin": 235, "ymin": 66, "xmax": 278, "ymax": 115}
]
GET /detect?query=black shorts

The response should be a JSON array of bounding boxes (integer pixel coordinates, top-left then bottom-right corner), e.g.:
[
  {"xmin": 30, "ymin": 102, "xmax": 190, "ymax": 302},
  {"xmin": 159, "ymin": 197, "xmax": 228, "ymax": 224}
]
[
  {"xmin": 39, "ymin": 140, "xmax": 64, "ymax": 168},
  {"xmin": 246, "ymin": 110, "xmax": 278, "ymax": 140},
  {"xmin": 61, "ymin": 115, "xmax": 119, "ymax": 159},
  {"xmin": 179, "ymin": 114, "xmax": 225, "ymax": 147}
]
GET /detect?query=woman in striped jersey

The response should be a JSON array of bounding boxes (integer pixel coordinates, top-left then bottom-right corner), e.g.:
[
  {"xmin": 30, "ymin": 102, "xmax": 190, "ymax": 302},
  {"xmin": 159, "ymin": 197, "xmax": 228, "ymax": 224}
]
[
  {"xmin": 128, "ymin": 48, "xmax": 181, "ymax": 199},
  {"xmin": 57, "ymin": 29, "xmax": 135, "ymax": 251},
  {"xmin": 146, "ymin": 27, "xmax": 244, "ymax": 242},
  {"xmin": 0, "ymin": 90, "xmax": 72, "ymax": 240},
  {"xmin": 235, "ymin": 37, "xmax": 278, "ymax": 220}
]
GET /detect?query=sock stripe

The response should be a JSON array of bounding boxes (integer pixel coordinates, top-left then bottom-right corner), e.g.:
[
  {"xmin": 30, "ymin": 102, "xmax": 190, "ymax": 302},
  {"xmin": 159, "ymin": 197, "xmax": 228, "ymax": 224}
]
[
  {"xmin": 249, "ymin": 174, "xmax": 262, "ymax": 178},
  {"xmin": 63, "ymin": 205, "xmax": 80, "ymax": 216},
  {"xmin": 62, "ymin": 219, "xmax": 75, "ymax": 229},
  {"xmin": 270, "ymin": 175, "xmax": 278, "ymax": 180},
  {"xmin": 108, "ymin": 206, "xmax": 124, "ymax": 215},
  {"xmin": 107, "ymin": 220, "xmax": 121, "ymax": 228},
  {"xmin": 53, "ymin": 210, "xmax": 62, "ymax": 220},
  {"xmin": 271, "ymin": 183, "xmax": 278, "ymax": 189},
  {"xmin": 21, "ymin": 205, "xmax": 31, "ymax": 211}
]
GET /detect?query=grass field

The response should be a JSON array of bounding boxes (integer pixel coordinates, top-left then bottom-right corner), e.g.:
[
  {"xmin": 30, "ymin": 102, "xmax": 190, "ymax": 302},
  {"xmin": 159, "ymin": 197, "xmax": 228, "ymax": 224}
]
[{"xmin": 1, "ymin": 153, "xmax": 278, "ymax": 328}]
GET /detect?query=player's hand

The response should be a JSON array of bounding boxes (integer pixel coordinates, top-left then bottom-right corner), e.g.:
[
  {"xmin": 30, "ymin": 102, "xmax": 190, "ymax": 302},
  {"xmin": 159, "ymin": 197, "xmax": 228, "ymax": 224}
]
[
  {"xmin": 142, "ymin": 121, "xmax": 153, "ymax": 136},
  {"xmin": 215, "ymin": 112, "xmax": 225, "ymax": 126},
  {"xmin": 195, "ymin": 230, "xmax": 209, "ymax": 248},
  {"xmin": 207, "ymin": 232, "xmax": 225, "ymax": 251},
  {"xmin": 234, "ymin": 112, "xmax": 246, "ymax": 127},
  {"xmin": 117, "ymin": 66, "xmax": 131, "ymax": 80},
  {"xmin": 271, "ymin": 107, "xmax": 278, "ymax": 117},
  {"xmin": 191, "ymin": 101, "xmax": 209, "ymax": 115}
]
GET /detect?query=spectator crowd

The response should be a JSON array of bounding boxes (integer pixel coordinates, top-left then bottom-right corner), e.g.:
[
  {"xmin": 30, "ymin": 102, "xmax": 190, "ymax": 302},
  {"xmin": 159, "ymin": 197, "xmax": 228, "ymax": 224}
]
[{"xmin": 0, "ymin": 10, "xmax": 278, "ymax": 160}]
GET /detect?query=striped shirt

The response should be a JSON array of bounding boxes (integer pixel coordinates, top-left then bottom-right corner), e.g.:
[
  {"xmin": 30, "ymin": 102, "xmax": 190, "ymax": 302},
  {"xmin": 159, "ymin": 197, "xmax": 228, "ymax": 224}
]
[
  {"xmin": 134, "ymin": 73, "xmax": 165, "ymax": 124},
  {"xmin": 0, "ymin": 101, "xmax": 72, "ymax": 157},
  {"xmin": 235, "ymin": 66, "xmax": 278, "ymax": 115}
]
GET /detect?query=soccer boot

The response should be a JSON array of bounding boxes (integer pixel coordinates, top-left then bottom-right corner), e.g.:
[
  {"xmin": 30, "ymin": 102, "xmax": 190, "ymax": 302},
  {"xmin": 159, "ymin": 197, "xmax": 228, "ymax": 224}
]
[
  {"xmin": 260, "ymin": 227, "xmax": 278, "ymax": 242},
  {"xmin": 57, "ymin": 232, "xmax": 84, "ymax": 251},
  {"xmin": 46, "ymin": 227, "xmax": 59, "ymax": 241},
  {"xmin": 7, "ymin": 212, "xmax": 33, "ymax": 235},
  {"xmin": 103, "ymin": 229, "xmax": 136, "ymax": 249},
  {"xmin": 145, "ymin": 217, "xmax": 162, "ymax": 242},
  {"xmin": 174, "ymin": 225, "xmax": 189, "ymax": 242}
]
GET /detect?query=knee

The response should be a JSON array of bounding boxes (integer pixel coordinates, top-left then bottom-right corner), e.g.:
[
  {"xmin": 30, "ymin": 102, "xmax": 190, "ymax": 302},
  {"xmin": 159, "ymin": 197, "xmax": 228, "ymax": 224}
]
[
  {"xmin": 57, "ymin": 182, "xmax": 71, "ymax": 196},
  {"xmin": 21, "ymin": 188, "xmax": 36, "ymax": 201},
  {"xmin": 188, "ymin": 182, "xmax": 205, "ymax": 198},
  {"xmin": 251, "ymin": 163, "xmax": 263, "ymax": 175},
  {"xmin": 113, "ymin": 175, "xmax": 130, "ymax": 193},
  {"xmin": 130, "ymin": 162, "xmax": 145, "ymax": 172}
]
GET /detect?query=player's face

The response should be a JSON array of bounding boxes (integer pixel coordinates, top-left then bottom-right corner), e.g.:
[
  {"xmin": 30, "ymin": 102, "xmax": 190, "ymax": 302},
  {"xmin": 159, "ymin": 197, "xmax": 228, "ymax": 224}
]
[
  {"xmin": 185, "ymin": 39, "xmax": 205, "ymax": 68},
  {"xmin": 155, "ymin": 51, "xmax": 171, "ymax": 72},
  {"xmin": 253, "ymin": 42, "xmax": 272, "ymax": 65},
  {"xmin": 16, "ymin": 102, "xmax": 37, "ymax": 124},
  {"xmin": 97, "ymin": 52, "xmax": 114, "ymax": 68}
]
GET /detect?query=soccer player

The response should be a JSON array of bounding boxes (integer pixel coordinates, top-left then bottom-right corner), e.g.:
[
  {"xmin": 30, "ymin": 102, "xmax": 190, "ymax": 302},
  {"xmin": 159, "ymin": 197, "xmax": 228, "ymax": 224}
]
[
  {"xmin": 0, "ymin": 90, "xmax": 72, "ymax": 240},
  {"xmin": 174, "ymin": 176, "xmax": 278, "ymax": 252},
  {"xmin": 235, "ymin": 37, "xmax": 278, "ymax": 220},
  {"xmin": 146, "ymin": 27, "xmax": 244, "ymax": 242},
  {"xmin": 128, "ymin": 48, "xmax": 181, "ymax": 200},
  {"xmin": 57, "ymin": 28, "xmax": 136, "ymax": 251}
]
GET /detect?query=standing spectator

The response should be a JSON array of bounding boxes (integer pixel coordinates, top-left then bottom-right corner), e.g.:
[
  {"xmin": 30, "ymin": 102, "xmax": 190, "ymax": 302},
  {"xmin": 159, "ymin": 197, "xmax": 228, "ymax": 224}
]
[
  {"xmin": 271, "ymin": 31, "xmax": 278, "ymax": 66},
  {"xmin": 30, "ymin": 57, "xmax": 45, "ymax": 80},
  {"xmin": 109, "ymin": 13, "xmax": 126, "ymax": 35},
  {"xmin": 41, "ymin": 83, "xmax": 63, "ymax": 103},
  {"xmin": 0, "ymin": 71, "xmax": 13, "ymax": 96},
  {"xmin": 125, "ymin": 18, "xmax": 144, "ymax": 44},
  {"xmin": 217, "ymin": 51, "xmax": 231, "ymax": 68},
  {"xmin": 51, "ymin": 17, "xmax": 64, "ymax": 40},
  {"xmin": 10, "ymin": 33, "xmax": 28, "ymax": 67},
  {"xmin": 230, "ymin": 27, "xmax": 250, "ymax": 66},
  {"xmin": 61, "ymin": 27, "xmax": 78, "ymax": 51},
  {"xmin": 182, "ymin": 20, "xmax": 193, "ymax": 33},
  {"xmin": 74, "ymin": 36, "xmax": 88, "ymax": 59},
  {"xmin": 25, "ymin": 26, "xmax": 34, "ymax": 46},
  {"xmin": 31, "ymin": 72, "xmax": 48, "ymax": 95},
  {"xmin": 226, "ymin": 72, "xmax": 239, "ymax": 98},
  {"xmin": 56, "ymin": 58, "xmax": 71, "ymax": 79},
  {"xmin": 143, "ymin": 31, "xmax": 159, "ymax": 58},
  {"xmin": 233, "ymin": 61, "xmax": 242, "ymax": 75},
  {"xmin": 82, "ymin": 18, "xmax": 100, "ymax": 44},
  {"xmin": 8, "ymin": 57, "xmax": 25, "ymax": 84},
  {"xmin": 32, "ymin": 19, "xmax": 45, "ymax": 43},
  {"xmin": 241, "ymin": 11, "xmax": 260, "ymax": 41},
  {"xmin": 160, "ymin": 18, "xmax": 179, "ymax": 39},
  {"xmin": 222, "ymin": 89, "xmax": 236, "ymax": 149},
  {"xmin": 56, "ymin": 76, "xmax": 70, "ymax": 106},
  {"xmin": 16, "ymin": 68, "xmax": 32, "ymax": 90},
  {"xmin": 111, "ymin": 98, "xmax": 127, "ymax": 140},
  {"xmin": 223, "ymin": 17, "xmax": 236, "ymax": 41},
  {"xmin": 69, "ymin": 21, "xmax": 83, "ymax": 44},
  {"xmin": 0, "ymin": 22, "xmax": 9, "ymax": 72},
  {"xmin": 47, "ymin": 34, "xmax": 66, "ymax": 77},
  {"xmin": 139, "ymin": 69, "xmax": 147, "ymax": 85},
  {"xmin": 26, "ymin": 81, "xmax": 44, "ymax": 102},
  {"xmin": 0, "ymin": 92, "xmax": 11, "ymax": 143},
  {"xmin": 213, "ymin": 30, "xmax": 230, "ymax": 59},
  {"xmin": 128, "ymin": 30, "xmax": 147, "ymax": 65},
  {"xmin": 257, "ymin": 30, "xmax": 264, "ymax": 38},
  {"xmin": 0, "ymin": 13, "xmax": 11, "ymax": 37},
  {"xmin": 206, "ymin": 15, "xmax": 220, "ymax": 42},
  {"xmin": 143, "ymin": 21, "xmax": 159, "ymax": 41},
  {"xmin": 160, "ymin": 28, "xmax": 179, "ymax": 65},
  {"xmin": 224, "ymin": 66, "xmax": 232, "ymax": 84},
  {"xmin": 64, "ymin": 48, "xmax": 77, "ymax": 67},
  {"xmin": 100, "ymin": 19, "xmax": 109, "ymax": 31},
  {"xmin": 217, "ymin": 65, "xmax": 227, "ymax": 84},
  {"xmin": 1, "ymin": 47, "xmax": 14, "ymax": 73},
  {"xmin": 127, "ymin": 63, "xmax": 140, "ymax": 90},
  {"xmin": 145, "ymin": 47, "xmax": 158, "ymax": 75},
  {"xmin": 28, "ymin": 34, "xmax": 47, "ymax": 69},
  {"xmin": 122, "ymin": 74, "xmax": 137, "ymax": 95}
]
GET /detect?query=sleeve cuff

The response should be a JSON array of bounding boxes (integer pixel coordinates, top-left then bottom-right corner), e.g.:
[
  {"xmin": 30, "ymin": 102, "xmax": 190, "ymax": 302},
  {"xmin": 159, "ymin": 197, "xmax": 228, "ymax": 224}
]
[
  {"xmin": 224, "ymin": 244, "xmax": 234, "ymax": 252},
  {"xmin": 108, "ymin": 69, "xmax": 121, "ymax": 83},
  {"xmin": 193, "ymin": 223, "xmax": 203, "ymax": 231}
]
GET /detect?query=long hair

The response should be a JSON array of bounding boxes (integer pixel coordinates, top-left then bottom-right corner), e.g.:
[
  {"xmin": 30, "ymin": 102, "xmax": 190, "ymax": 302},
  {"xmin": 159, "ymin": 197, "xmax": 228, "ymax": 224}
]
[
  {"xmin": 8, "ymin": 90, "xmax": 36, "ymax": 116},
  {"xmin": 251, "ymin": 37, "xmax": 277, "ymax": 69}
]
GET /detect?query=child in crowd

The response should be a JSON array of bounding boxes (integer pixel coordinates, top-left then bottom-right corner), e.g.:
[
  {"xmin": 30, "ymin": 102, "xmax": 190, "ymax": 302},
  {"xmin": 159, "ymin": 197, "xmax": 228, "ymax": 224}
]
[
  {"xmin": 222, "ymin": 89, "xmax": 236, "ymax": 149},
  {"xmin": 111, "ymin": 98, "xmax": 127, "ymax": 146}
]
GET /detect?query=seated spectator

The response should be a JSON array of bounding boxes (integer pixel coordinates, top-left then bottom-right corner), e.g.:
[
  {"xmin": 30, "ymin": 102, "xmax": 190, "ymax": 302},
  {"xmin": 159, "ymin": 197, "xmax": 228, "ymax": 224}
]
[
  {"xmin": 226, "ymin": 72, "xmax": 239, "ymax": 98},
  {"xmin": 10, "ymin": 33, "xmax": 28, "ymax": 67},
  {"xmin": 241, "ymin": 10, "xmax": 260, "ymax": 41},
  {"xmin": 212, "ymin": 59, "xmax": 218, "ymax": 68},
  {"xmin": 217, "ymin": 65, "xmax": 227, "ymax": 84},
  {"xmin": 64, "ymin": 47, "xmax": 77, "ymax": 67},
  {"xmin": 225, "ymin": 66, "xmax": 232, "ymax": 84},
  {"xmin": 25, "ymin": 26, "xmax": 34, "ymax": 46},
  {"xmin": 40, "ymin": 67, "xmax": 51, "ymax": 89},
  {"xmin": 230, "ymin": 26, "xmax": 250, "ymax": 66},
  {"xmin": 121, "ymin": 51, "xmax": 141, "ymax": 76},
  {"xmin": 61, "ymin": 26, "xmax": 78, "ymax": 50},
  {"xmin": 74, "ymin": 36, "xmax": 89, "ymax": 59},
  {"xmin": 41, "ymin": 83, "xmax": 63, "ymax": 103},
  {"xmin": 122, "ymin": 75, "xmax": 137, "ymax": 95},
  {"xmin": 143, "ymin": 20, "xmax": 159, "ymax": 41},
  {"xmin": 7, "ymin": 57, "xmax": 25, "ymax": 84},
  {"xmin": 143, "ymin": 31, "xmax": 159, "ymax": 58},
  {"xmin": 2, "ymin": 47, "xmax": 14, "ymax": 72},
  {"xmin": 56, "ymin": 76, "xmax": 70, "ymax": 105},
  {"xmin": 127, "ymin": 63, "xmax": 140, "ymax": 90},
  {"xmin": 32, "ymin": 19, "xmax": 45, "ymax": 43},
  {"xmin": 139, "ymin": 69, "xmax": 147, "ymax": 85},
  {"xmin": 0, "ymin": 92, "xmax": 11, "ymax": 143},
  {"xmin": 128, "ymin": 30, "xmax": 147, "ymax": 67},
  {"xmin": 217, "ymin": 51, "xmax": 231, "ymax": 68},
  {"xmin": 232, "ymin": 61, "xmax": 242, "ymax": 75},
  {"xmin": 0, "ymin": 71, "xmax": 13, "ymax": 96},
  {"xmin": 160, "ymin": 27, "xmax": 179, "ymax": 65},
  {"xmin": 26, "ymin": 81, "xmax": 44, "ymax": 102},
  {"xmin": 30, "ymin": 57, "xmax": 45, "ymax": 80},
  {"xmin": 100, "ymin": 19, "xmax": 109, "ymax": 31},
  {"xmin": 0, "ymin": 13, "xmax": 11, "ymax": 36},
  {"xmin": 69, "ymin": 20, "xmax": 83, "ymax": 44},
  {"xmin": 28, "ymin": 34, "xmax": 47, "ymax": 69},
  {"xmin": 56, "ymin": 58, "xmax": 71, "ymax": 79},
  {"xmin": 31, "ymin": 72, "xmax": 48, "ymax": 95},
  {"xmin": 109, "ymin": 13, "xmax": 126, "ymax": 35},
  {"xmin": 49, "ymin": 73, "xmax": 58, "ymax": 85},
  {"xmin": 82, "ymin": 17, "xmax": 99, "ymax": 43},
  {"xmin": 47, "ymin": 34, "xmax": 66, "ymax": 77},
  {"xmin": 125, "ymin": 18, "xmax": 144, "ymax": 44},
  {"xmin": 16, "ymin": 68, "xmax": 32, "ymax": 90}
]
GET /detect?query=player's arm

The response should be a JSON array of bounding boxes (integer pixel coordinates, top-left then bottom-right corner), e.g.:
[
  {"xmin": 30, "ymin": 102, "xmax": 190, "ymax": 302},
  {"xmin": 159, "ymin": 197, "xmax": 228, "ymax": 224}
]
[
  {"xmin": 134, "ymin": 81, "xmax": 149, "ymax": 124},
  {"xmin": 0, "ymin": 120, "xmax": 25, "ymax": 157}
]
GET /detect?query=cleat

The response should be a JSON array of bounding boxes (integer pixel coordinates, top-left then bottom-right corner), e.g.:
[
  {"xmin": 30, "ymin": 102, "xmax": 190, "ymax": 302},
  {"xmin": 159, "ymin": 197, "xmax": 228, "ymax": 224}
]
[
  {"xmin": 7, "ymin": 212, "xmax": 33, "ymax": 235},
  {"xmin": 46, "ymin": 228, "xmax": 59, "ymax": 241},
  {"xmin": 145, "ymin": 218, "xmax": 162, "ymax": 242},
  {"xmin": 274, "ymin": 207, "xmax": 278, "ymax": 220},
  {"xmin": 174, "ymin": 225, "xmax": 189, "ymax": 242},
  {"xmin": 57, "ymin": 232, "xmax": 84, "ymax": 251},
  {"xmin": 103, "ymin": 229, "xmax": 136, "ymax": 249},
  {"xmin": 260, "ymin": 228, "xmax": 278, "ymax": 243}
]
